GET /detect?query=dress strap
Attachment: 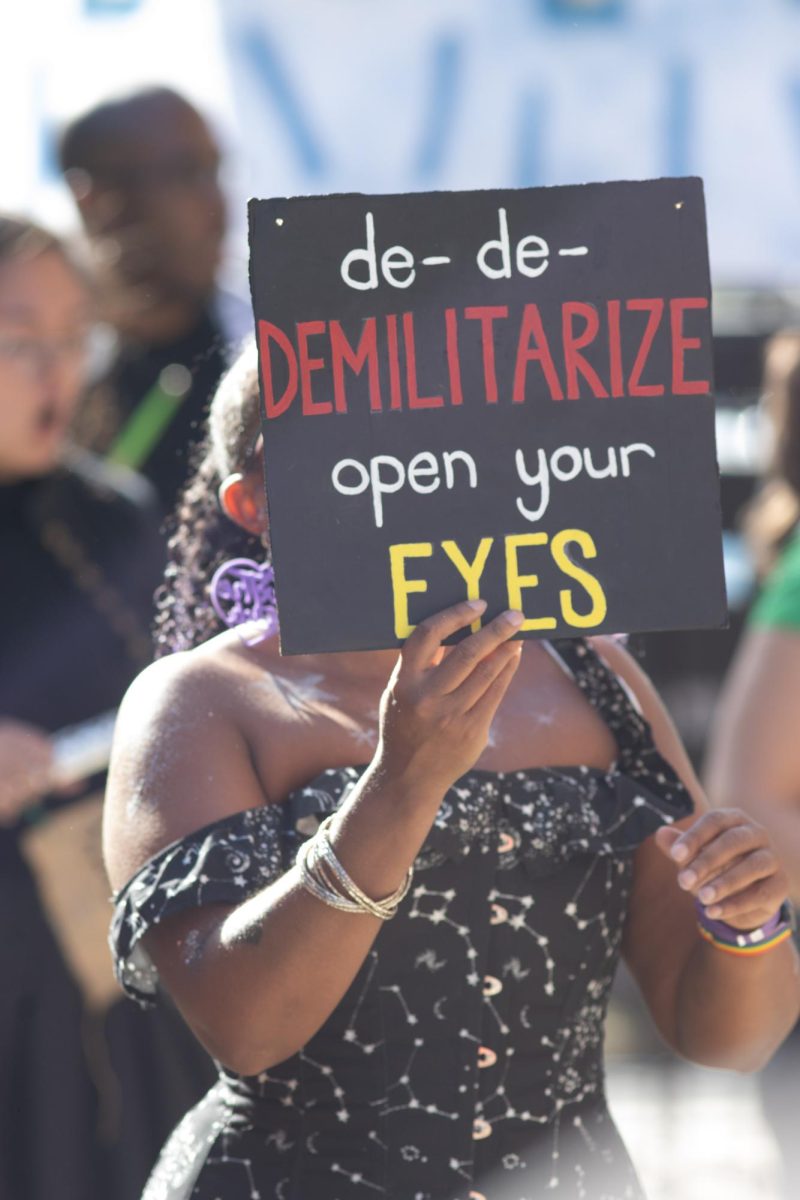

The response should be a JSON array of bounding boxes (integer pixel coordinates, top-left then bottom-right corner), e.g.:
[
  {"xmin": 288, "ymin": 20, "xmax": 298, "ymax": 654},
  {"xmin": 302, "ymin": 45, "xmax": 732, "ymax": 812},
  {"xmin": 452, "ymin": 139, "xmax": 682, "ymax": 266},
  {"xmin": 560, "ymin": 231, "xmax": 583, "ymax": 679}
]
[
  {"xmin": 111, "ymin": 804, "xmax": 287, "ymax": 1006},
  {"xmin": 546, "ymin": 637, "xmax": 652, "ymax": 759}
]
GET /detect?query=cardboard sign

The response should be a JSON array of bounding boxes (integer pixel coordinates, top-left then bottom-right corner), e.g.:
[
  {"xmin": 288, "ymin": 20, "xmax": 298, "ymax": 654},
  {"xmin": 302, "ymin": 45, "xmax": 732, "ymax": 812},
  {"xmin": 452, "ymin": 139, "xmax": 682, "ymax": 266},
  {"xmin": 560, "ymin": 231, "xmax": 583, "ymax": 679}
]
[{"xmin": 249, "ymin": 178, "xmax": 726, "ymax": 654}]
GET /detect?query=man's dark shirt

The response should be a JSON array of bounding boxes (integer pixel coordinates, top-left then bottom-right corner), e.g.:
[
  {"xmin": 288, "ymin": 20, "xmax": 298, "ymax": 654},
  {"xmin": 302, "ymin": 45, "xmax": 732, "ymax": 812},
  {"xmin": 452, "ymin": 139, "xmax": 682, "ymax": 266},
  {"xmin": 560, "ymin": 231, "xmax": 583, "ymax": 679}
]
[{"xmin": 85, "ymin": 307, "xmax": 230, "ymax": 516}]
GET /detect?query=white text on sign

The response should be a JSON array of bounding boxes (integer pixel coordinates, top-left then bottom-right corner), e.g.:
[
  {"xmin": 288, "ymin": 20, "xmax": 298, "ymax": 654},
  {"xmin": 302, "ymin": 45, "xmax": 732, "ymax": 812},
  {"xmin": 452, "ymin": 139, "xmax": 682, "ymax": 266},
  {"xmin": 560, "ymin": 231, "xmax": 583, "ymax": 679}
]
[
  {"xmin": 339, "ymin": 209, "xmax": 588, "ymax": 290},
  {"xmin": 331, "ymin": 441, "xmax": 656, "ymax": 528}
]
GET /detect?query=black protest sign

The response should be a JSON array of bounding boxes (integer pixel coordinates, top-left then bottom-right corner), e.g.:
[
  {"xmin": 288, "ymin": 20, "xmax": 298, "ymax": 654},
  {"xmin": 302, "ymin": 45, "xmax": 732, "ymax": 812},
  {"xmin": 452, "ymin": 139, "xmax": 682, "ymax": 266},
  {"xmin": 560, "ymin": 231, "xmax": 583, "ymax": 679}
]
[{"xmin": 248, "ymin": 178, "xmax": 726, "ymax": 655}]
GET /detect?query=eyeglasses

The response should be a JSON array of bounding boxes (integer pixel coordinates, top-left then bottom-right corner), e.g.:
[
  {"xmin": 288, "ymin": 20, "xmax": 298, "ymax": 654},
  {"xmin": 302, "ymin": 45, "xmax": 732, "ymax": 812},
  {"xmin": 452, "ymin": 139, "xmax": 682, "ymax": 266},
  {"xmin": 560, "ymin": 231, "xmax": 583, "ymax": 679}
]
[{"xmin": 0, "ymin": 333, "xmax": 90, "ymax": 374}]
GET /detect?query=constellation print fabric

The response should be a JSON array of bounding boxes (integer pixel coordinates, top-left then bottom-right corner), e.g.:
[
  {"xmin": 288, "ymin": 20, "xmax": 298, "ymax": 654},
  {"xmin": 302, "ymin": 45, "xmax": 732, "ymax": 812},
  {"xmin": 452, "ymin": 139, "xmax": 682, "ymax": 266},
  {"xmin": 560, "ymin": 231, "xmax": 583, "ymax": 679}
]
[{"xmin": 111, "ymin": 639, "xmax": 693, "ymax": 1200}]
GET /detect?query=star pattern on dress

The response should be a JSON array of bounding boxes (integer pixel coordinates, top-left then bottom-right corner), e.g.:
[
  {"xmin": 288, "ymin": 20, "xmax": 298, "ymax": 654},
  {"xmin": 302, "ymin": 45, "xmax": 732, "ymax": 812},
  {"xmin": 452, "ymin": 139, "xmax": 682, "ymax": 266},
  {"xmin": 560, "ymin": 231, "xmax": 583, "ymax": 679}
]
[{"xmin": 114, "ymin": 637, "xmax": 691, "ymax": 1200}]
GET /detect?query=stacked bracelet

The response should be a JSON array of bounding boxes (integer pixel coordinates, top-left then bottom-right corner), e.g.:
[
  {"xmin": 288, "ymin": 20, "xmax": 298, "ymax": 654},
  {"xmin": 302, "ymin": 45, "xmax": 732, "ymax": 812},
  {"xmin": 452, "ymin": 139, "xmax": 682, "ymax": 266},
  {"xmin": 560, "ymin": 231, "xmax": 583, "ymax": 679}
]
[
  {"xmin": 297, "ymin": 814, "xmax": 414, "ymax": 920},
  {"xmin": 695, "ymin": 899, "xmax": 796, "ymax": 957}
]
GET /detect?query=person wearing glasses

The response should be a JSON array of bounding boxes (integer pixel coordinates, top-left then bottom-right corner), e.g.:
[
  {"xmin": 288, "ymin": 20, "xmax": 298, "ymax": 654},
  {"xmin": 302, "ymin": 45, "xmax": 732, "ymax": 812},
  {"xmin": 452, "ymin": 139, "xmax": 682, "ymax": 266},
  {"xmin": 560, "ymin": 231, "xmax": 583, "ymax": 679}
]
[{"xmin": 0, "ymin": 214, "xmax": 213, "ymax": 1200}]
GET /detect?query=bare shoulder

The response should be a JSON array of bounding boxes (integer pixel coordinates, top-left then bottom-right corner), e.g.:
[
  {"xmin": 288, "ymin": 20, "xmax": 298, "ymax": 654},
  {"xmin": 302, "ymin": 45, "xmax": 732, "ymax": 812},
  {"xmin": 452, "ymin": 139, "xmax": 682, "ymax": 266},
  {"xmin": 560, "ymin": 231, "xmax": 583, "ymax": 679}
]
[{"xmin": 103, "ymin": 638, "xmax": 278, "ymax": 892}]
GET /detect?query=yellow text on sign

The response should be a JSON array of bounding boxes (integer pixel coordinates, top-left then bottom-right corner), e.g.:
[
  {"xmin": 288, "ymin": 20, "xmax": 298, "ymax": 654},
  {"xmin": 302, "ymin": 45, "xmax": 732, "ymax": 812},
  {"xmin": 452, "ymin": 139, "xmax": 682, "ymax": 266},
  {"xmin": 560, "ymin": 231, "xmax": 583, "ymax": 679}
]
[{"xmin": 389, "ymin": 529, "xmax": 608, "ymax": 638}]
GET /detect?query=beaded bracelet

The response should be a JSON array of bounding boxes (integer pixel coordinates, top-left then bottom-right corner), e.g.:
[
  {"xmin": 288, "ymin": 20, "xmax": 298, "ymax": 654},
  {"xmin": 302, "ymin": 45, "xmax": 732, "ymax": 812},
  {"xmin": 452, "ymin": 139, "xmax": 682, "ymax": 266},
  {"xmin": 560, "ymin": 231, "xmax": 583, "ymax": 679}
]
[
  {"xmin": 296, "ymin": 814, "xmax": 414, "ymax": 920},
  {"xmin": 695, "ymin": 899, "xmax": 796, "ymax": 957}
]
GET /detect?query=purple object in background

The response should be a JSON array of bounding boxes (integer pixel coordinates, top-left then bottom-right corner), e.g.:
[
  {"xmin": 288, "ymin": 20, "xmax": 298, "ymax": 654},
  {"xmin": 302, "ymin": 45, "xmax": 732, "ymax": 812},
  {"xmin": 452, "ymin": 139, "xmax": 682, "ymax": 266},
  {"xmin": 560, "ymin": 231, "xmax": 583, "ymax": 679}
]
[{"xmin": 210, "ymin": 557, "xmax": 277, "ymax": 642}]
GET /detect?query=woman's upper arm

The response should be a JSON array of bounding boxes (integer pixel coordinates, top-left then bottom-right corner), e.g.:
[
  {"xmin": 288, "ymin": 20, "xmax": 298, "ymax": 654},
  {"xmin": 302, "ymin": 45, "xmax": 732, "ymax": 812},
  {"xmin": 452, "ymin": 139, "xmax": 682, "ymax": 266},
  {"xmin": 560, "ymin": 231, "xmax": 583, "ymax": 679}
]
[
  {"xmin": 705, "ymin": 626, "xmax": 800, "ymax": 810},
  {"xmin": 104, "ymin": 652, "xmax": 283, "ymax": 1023},
  {"xmin": 103, "ymin": 651, "xmax": 271, "ymax": 892}
]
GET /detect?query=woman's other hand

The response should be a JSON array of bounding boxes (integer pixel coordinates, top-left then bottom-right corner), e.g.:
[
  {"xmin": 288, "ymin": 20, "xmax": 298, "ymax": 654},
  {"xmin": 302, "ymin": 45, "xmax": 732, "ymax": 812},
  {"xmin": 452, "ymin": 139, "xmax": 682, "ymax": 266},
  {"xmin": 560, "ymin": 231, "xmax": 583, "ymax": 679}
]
[
  {"xmin": 655, "ymin": 810, "xmax": 790, "ymax": 930},
  {"xmin": 0, "ymin": 719, "xmax": 55, "ymax": 824},
  {"xmin": 376, "ymin": 599, "xmax": 523, "ymax": 793}
]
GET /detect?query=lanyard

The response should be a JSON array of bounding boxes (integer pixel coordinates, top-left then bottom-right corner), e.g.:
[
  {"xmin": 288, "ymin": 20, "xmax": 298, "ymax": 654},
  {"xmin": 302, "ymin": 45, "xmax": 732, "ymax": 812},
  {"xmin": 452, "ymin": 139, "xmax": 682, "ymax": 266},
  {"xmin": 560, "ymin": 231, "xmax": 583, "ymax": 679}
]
[{"xmin": 106, "ymin": 364, "xmax": 191, "ymax": 469}]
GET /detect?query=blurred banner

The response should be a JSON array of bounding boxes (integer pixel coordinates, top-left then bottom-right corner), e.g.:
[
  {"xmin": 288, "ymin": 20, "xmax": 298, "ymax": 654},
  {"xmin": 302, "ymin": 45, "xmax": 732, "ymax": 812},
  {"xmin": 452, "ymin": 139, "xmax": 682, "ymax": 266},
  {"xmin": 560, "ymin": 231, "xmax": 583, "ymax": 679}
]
[{"xmin": 7, "ymin": 0, "xmax": 800, "ymax": 285}]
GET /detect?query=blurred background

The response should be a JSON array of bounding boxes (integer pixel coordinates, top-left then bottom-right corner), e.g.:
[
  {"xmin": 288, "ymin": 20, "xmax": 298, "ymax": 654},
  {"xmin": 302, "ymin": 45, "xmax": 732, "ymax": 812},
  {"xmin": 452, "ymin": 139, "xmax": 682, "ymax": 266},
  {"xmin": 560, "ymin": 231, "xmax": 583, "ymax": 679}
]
[
  {"xmin": 6, "ymin": 1, "xmax": 800, "ymax": 1197},
  {"xmin": 12, "ymin": 0, "xmax": 800, "ymax": 762}
]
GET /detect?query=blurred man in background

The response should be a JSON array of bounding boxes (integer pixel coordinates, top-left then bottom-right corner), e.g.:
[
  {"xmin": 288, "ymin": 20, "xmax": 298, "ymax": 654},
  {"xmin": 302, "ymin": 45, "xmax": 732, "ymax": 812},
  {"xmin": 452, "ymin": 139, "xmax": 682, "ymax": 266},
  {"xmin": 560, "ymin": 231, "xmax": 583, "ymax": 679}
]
[
  {"xmin": 59, "ymin": 86, "xmax": 250, "ymax": 515},
  {"xmin": 706, "ymin": 330, "xmax": 800, "ymax": 1200}
]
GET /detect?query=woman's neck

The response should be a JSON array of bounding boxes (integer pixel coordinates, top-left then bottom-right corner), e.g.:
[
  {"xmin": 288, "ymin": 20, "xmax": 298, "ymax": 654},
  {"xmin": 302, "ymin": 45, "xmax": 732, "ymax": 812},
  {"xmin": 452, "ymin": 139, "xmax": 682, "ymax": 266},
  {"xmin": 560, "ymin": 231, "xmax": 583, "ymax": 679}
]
[{"xmin": 317, "ymin": 647, "xmax": 400, "ymax": 688}]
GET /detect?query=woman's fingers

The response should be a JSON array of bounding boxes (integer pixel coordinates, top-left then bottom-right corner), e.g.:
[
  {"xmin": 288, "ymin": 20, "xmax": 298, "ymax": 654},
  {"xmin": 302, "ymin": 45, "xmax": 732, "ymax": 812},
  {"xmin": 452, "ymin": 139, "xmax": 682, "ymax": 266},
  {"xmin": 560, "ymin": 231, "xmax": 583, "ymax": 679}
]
[
  {"xmin": 399, "ymin": 599, "xmax": 488, "ymax": 675},
  {"xmin": 450, "ymin": 641, "xmax": 523, "ymax": 712},
  {"xmin": 714, "ymin": 900, "xmax": 782, "ymax": 930},
  {"xmin": 672, "ymin": 822, "xmax": 765, "ymax": 893},
  {"xmin": 467, "ymin": 645, "xmax": 523, "ymax": 726},
  {"xmin": 692, "ymin": 849, "xmax": 775, "ymax": 908},
  {"xmin": 425, "ymin": 609, "xmax": 524, "ymax": 694},
  {"xmin": 659, "ymin": 809, "xmax": 789, "ymax": 929},
  {"xmin": 377, "ymin": 602, "xmax": 526, "ymax": 790},
  {"xmin": 701, "ymin": 871, "xmax": 784, "ymax": 924},
  {"xmin": 664, "ymin": 810, "xmax": 763, "ymax": 875},
  {"xmin": 398, "ymin": 601, "xmax": 524, "ymax": 694}
]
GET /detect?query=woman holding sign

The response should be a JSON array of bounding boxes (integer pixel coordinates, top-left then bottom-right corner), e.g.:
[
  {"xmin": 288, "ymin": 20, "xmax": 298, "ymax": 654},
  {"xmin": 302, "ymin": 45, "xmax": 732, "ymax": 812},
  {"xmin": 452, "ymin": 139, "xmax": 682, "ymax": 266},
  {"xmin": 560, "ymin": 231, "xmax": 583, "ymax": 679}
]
[{"xmin": 105, "ymin": 343, "xmax": 799, "ymax": 1200}]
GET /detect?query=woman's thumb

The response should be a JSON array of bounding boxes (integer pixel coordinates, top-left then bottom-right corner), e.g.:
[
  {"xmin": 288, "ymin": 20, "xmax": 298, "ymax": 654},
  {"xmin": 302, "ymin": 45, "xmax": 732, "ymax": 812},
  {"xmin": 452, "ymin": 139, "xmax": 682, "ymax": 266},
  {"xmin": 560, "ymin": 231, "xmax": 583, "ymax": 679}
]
[{"xmin": 653, "ymin": 823, "xmax": 681, "ymax": 859}]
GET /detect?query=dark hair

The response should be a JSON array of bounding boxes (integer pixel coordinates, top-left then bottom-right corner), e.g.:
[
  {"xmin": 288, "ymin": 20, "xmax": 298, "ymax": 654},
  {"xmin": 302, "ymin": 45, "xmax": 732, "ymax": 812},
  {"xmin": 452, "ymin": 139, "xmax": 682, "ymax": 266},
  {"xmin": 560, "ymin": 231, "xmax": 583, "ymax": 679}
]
[
  {"xmin": 154, "ymin": 343, "xmax": 265, "ymax": 655},
  {"xmin": 59, "ymin": 86, "xmax": 196, "ymax": 178},
  {"xmin": 744, "ymin": 330, "xmax": 800, "ymax": 577}
]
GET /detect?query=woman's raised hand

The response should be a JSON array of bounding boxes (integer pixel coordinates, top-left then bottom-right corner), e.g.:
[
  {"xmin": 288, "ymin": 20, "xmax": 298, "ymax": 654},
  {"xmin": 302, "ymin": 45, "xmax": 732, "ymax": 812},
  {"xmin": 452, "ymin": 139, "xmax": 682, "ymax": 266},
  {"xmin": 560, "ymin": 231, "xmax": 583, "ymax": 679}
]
[
  {"xmin": 655, "ymin": 811, "xmax": 790, "ymax": 930},
  {"xmin": 375, "ymin": 599, "xmax": 524, "ymax": 793}
]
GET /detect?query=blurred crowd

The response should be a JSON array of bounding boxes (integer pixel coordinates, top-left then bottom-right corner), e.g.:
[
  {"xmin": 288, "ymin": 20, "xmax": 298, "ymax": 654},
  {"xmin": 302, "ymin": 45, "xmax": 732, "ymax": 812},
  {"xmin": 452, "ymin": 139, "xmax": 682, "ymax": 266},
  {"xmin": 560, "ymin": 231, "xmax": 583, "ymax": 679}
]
[
  {"xmin": 0, "ymin": 87, "xmax": 241, "ymax": 1200},
  {"xmin": 3, "ymin": 82, "xmax": 800, "ymax": 1200}
]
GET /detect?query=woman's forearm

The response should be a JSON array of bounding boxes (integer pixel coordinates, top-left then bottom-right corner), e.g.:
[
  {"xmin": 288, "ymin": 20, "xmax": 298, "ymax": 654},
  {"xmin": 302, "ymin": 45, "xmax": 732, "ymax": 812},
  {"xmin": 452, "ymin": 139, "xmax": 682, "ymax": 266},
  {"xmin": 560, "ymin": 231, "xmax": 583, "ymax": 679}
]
[
  {"xmin": 159, "ymin": 764, "xmax": 447, "ymax": 1074},
  {"xmin": 147, "ymin": 604, "xmax": 522, "ymax": 1073},
  {"xmin": 675, "ymin": 938, "xmax": 800, "ymax": 1072}
]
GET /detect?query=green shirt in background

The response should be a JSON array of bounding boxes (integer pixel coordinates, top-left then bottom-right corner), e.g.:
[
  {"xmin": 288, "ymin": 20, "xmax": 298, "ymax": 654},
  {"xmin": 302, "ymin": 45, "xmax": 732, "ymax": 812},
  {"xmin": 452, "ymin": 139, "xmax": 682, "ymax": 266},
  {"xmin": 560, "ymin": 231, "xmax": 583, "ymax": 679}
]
[{"xmin": 750, "ymin": 531, "xmax": 800, "ymax": 629}]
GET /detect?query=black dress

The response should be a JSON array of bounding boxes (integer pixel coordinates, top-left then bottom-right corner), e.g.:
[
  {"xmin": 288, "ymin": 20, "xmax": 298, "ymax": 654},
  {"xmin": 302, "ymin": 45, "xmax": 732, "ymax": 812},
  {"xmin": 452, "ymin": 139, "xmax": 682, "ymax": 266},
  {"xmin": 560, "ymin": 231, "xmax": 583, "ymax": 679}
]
[
  {"xmin": 0, "ymin": 453, "xmax": 214, "ymax": 1200},
  {"xmin": 78, "ymin": 307, "xmax": 232, "ymax": 516},
  {"xmin": 0, "ymin": 453, "xmax": 161, "ymax": 1200},
  {"xmin": 111, "ymin": 639, "xmax": 693, "ymax": 1200}
]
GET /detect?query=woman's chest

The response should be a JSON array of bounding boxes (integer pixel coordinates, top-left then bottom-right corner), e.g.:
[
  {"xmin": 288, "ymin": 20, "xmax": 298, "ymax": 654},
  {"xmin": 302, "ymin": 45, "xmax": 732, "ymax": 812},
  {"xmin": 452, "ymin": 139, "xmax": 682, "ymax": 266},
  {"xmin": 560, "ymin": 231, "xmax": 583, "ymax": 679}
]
[{"xmin": 240, "ymin": 650, "xmax": 618, "ymax": 804}]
